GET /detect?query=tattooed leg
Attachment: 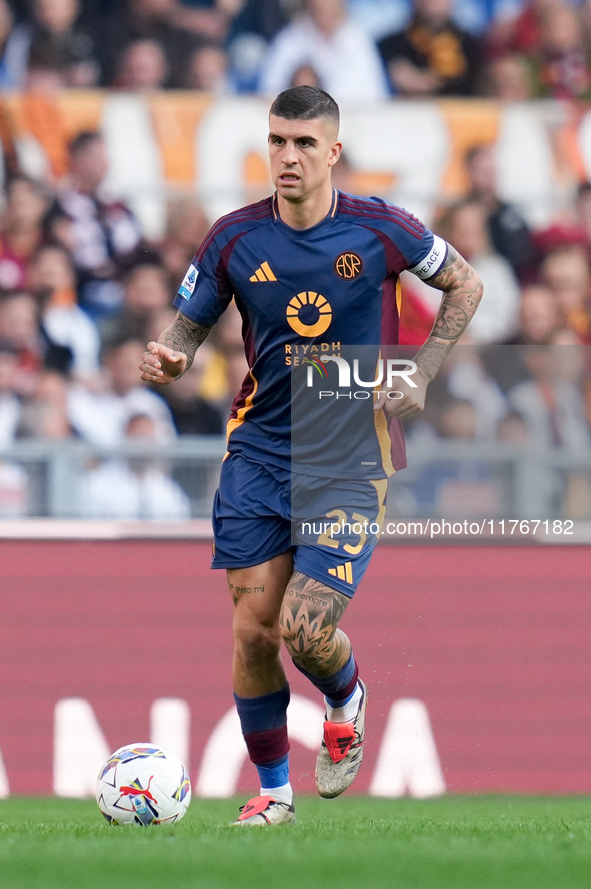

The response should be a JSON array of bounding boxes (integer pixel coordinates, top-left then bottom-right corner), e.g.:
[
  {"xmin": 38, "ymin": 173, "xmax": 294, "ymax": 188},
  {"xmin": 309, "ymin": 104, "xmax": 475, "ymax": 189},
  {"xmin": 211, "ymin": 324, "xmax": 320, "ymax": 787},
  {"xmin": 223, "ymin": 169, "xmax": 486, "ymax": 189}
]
[
  {"xmin": 229, "ymin": 551, "xmax": 294, "ymax": 698},
  {"xmin": 279, "ymin": 571, "xmax": 352, "ymax": 678}
]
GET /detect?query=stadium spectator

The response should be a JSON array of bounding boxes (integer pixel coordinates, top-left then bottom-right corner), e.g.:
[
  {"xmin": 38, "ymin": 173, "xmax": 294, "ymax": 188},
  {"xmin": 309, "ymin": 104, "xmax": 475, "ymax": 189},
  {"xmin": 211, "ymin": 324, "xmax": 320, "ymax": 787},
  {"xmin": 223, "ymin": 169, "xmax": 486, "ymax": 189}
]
[
  {"xmin": 405, "ymin": 394, "xmax": 499, "ymax": 518},
  {"xmin": 438, "ymin": 397, "xmax": 478, "ymax": 440},
  {"xmin": 0, "ymin": 175, "xmax": 49, "ymax": 292},
  {"xmin": 490, "ymin": 284, "xmax": 567, "ymax": 399},
  {"xmin": 541, "ymin": 245, "xmax": 591, "ymax": 341},
  {"xmin": 174, "ymin": 0, "xmax": 245, "ymax": 39},
  {"xmin": 378, "ymin": 0, "xmax": 482, "ymax": 96},
  {"xmin": 259, "ymin": 0, "xmax": 389, "ymax": 103},
  {"xmin": 496, "ymin": 409, "xmax": 530, "ymax": 444},
  {"xmin": 0, "ymin": 0, "xmax": 25, "ymax": 89},
  {"xmin": 548, "ymin": 328, "xmax": 591, "ymax": 449},
  {"xmin": 226, "ymin": 0, "xmax": 289, "ymax": 92},
  {"xmin": 184, "ymin": 41, "xmax": 230, "ymax": 92},
  {"xmin": 78, "ymin": 412, "xmax": 191, "ymax": 519},
  {"xmin": 99, "ymin": 258, "xmax": 171, "ymax": 351},
  {"xmin": 0, "ymin": 291, "xmax": 45, "ymax": 394},
  {"xmin": 464, "ymin": 144, "xmax": 538, "ymax": 283},
  {"xmin": 549, "ymin": 329, "xmax": 591, "ymax": 496},
  {"xmin": 537, "ymin": 3, "xmax": 591, "ymax": 99},
  {"xmin": 25, "ymin": 41, "xmax": 68, "ymax": 93},
  {"xmin": 574, "ymin": 181, "xmax": 591, "ymax": 245},
  {"xmin": 485, "ymin": 52, "xmax": 537, "ymax": 100},
  {"xmin": 486, "ymin": 0, "xmax": 556, "ymax": 57},
  {"xmin": 145, "ymin": 307, "xmax": 177, "ymax": 348},
  {"xmin": 0, "ymin": 288, "xmax": 74, "ymax": 387},
  {"xmin": 228, "ymin": 0, "xmax": 287, "ymax": 44},
  {"xmin": 7, "ymin": 0, "xmax": 99, "ymax": 89},
  {"xmin": 26, "ymin": 244, "xmax": 101, "ymax": 378},
  {"xmin": 437, "ymin": 396, "xmax": 502, "ymax": 517},
  {"xmin": 0, "ymin": 338, "xmax": 21, "ymax": 449},
  {"xmin": 67, "ymin": 337, "xmax": 176, "ymax": 447},
  {"xmin": 16, "ymin": 370, "xmax": 74, "ymax": 439},
  {"xmin": 290, "ymin": 64, "xmax": 322, "ymax": 89},
  {"xmin": 488, "ymin": 1, "xmax": 591, "ymax": 101},
  {"xmin": 114, "ymin": 39, "xmax": 169, "ymax": 91},
  {"xmin": 98, "ymin": 0, "xmax": 201, "ymax": 89},
  {"xmin": 444, "ymin": 346, "xmax": 508, "ymax": 439},
  {"xmin": 436, "ymin": 200, "xmax": 521, "ymax": 343},
  {"xmin": 509, "ymin": 283, "xmax": 564, "ymax": 345},
  {"xmin": 160, "ymin": 196, "xmax": 210, "ymax": 288},
  {"xmin": 158, "ymin": 342, "xmax": 224, "ymax": 435},
  {"xmin": 54, "ymin": 131, "xmax": 143, "ymax": 318},
  {"xmin": 348, "ymin": 0, "xmax": 410, "ymax": 41},
  {"xmin": 26, "ymin": 243, "xmax": 78, "ymax": 310},
  {"xmin": 42, "ymin": 203, "xmax": 76, "ymax": 254},
  {"xmin": 531, "ymin": 219, "xmax": 588, "ymax": 262},
  {"xmin": 508, "ymin": 344, "xmax": 591, "ymax": 451},
  {"xmin": 550, "ymin": 325, "xmax": 587, "ymax": 376}
]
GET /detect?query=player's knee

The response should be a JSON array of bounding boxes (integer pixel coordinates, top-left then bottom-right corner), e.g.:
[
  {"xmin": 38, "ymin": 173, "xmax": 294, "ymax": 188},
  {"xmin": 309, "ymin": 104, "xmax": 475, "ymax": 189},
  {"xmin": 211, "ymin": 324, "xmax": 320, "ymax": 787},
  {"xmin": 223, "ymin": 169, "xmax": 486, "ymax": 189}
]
[
  {"xmin": 233, "ymin": 617, "xmax": 281, "ymax": 667},
  {"xmin": 279, "ymin": 606, "xmax": 321, "ymax": 662}
]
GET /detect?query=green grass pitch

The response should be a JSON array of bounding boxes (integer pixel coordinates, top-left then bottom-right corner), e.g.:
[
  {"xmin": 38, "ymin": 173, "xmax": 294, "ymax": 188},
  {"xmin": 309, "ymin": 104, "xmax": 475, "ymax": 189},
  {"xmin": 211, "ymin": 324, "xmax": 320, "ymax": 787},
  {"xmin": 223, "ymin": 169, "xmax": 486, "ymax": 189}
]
[{"xmin": 1, "ymin": 796, "xmax": 591, "ymax": 889}]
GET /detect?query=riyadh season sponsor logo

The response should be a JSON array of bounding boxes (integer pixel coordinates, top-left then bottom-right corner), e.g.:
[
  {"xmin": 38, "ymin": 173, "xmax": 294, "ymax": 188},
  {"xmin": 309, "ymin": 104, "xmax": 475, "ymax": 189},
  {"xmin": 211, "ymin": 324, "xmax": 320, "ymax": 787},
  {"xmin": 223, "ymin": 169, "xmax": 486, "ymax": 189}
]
[{"xmin": 303, "ymin": 355, "xmax": 418, "ymax": 400}]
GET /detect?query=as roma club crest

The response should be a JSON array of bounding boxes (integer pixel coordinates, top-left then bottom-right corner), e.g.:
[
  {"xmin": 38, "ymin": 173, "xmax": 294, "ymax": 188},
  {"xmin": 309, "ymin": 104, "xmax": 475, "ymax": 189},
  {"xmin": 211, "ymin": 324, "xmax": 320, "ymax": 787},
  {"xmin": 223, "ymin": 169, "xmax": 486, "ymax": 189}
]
[{"xmin": 334, "ymin": 252, "xmax": 363, "ymax": 279}]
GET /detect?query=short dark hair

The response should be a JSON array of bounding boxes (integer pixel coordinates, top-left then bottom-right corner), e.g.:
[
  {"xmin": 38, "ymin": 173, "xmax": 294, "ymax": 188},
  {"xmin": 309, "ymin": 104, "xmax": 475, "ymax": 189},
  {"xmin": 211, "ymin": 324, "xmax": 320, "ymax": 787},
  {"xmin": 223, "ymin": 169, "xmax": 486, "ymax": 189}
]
[
  {"xmin": 122, "ymin": 254, "xmax": 166, "ymax": 283},
  {"xmin": 270, "ymin": 86, "xmax": 339, "ymax": 129},
  {"xmin": 31, "ymin": 242, "xmax": 75, "ymax": 269},
  {"xmin": 465, "ymin": 144, "xmax": 490, "ymax": 168},
  {"xmin": 69, "ymin": 131, "xmax": 103, "ymax": 157},
  {"xmin": 6, "ymin": 173, "xmax": 47, "ymax": 198},
  {"xmin": 0, "ymin": 337, "xmax": 19, "ymax": 357}
]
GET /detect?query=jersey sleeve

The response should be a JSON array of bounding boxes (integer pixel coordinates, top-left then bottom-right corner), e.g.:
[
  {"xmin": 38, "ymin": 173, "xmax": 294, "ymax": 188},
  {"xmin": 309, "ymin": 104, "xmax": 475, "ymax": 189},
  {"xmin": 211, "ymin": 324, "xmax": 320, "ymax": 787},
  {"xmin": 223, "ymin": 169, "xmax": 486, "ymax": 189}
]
[
  {"xmin": 172, "ymin": 237, "xmax": 233, "ymax": 325},
  {"xmin": 366, "ymin": 197, "xmax": 448, "ymax": 281}
]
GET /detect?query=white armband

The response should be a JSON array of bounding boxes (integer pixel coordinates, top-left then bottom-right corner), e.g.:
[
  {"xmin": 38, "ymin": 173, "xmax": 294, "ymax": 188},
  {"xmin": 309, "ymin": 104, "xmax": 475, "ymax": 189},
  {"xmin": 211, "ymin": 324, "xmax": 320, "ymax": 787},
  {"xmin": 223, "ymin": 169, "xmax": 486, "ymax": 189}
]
[{"xmin": 408, "ymin": 236, "xmax": 448, "ymax": 280}]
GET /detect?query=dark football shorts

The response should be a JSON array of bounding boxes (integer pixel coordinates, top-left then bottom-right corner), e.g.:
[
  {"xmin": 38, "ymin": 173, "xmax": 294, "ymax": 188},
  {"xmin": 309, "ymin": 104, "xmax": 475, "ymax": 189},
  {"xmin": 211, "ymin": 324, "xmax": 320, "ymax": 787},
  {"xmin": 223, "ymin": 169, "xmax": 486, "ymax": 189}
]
[{"xmin": 211, "ymin": 452, "xmax": 388, "ymax": 597}]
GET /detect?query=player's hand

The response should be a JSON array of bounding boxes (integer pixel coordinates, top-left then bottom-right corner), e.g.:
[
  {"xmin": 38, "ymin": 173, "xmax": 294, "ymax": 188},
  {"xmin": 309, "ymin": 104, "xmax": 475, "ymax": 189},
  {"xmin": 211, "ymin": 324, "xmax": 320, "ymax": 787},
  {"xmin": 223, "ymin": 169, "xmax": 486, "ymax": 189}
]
[
  {"xmin": 373, "ymin": 368, "xmax": 429, "ymax": 420},
  {"xmin": 140, "ymin": 342, "xmax": 188, "ymax": 384}
]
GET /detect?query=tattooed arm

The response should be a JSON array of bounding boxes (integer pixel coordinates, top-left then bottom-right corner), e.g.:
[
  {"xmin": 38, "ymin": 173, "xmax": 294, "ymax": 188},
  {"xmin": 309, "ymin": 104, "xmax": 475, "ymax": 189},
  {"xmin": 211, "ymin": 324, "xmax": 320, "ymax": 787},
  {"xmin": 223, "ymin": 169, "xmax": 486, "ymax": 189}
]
[
  {"xmin": 139, "ymin": 311, "xmax": 213, "ymax": 384},
  {"xmin": 376, "ymin": 245, "xmax": 483, "ymax": 419},
  {"xmin": 414, "ymin": 245, "xmax": 483, "ymax": 380}
]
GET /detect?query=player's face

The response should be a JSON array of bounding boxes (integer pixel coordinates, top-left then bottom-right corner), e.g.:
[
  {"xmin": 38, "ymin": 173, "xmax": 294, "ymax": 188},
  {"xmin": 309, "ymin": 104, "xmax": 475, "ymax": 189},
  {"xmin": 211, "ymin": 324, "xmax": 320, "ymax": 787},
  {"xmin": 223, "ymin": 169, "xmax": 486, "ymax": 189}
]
[{"xmin": 268, "ymin": 115, "xmax": 341, "ymax": 202}]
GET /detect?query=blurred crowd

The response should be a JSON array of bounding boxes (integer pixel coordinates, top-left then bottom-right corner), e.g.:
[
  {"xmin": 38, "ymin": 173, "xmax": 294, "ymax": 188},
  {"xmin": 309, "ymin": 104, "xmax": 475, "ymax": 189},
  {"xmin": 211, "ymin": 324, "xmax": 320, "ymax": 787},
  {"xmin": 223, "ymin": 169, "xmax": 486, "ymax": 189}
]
[
  {"xmin": 0, "ymin": 127, "xmax": 247, "ymax": 516},
  {"xmin": 0, "ymin": 0, "xmax": 590, "ymax": 519},
  {"xmin": 4, "ymin": 0, "xmax": 591, "ymax": 100},
  {"xmin": 0, "ymin": 123, "xmax": 589, "ymax": 517}
]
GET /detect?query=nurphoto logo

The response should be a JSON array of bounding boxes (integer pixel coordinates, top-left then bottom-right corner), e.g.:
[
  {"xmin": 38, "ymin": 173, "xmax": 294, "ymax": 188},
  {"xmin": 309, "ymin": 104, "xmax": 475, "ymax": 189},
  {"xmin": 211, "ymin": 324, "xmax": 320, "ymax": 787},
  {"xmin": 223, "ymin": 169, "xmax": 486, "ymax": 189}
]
[{"xmin": 303, "ymin": 355, "xmax": 418, "ymax": 400}]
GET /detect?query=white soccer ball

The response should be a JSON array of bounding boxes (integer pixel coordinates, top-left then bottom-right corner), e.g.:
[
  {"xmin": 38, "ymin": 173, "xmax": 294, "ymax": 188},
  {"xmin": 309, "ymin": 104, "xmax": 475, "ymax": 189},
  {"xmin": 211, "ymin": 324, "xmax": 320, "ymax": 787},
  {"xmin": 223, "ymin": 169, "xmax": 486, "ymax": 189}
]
[{"xmin": 96, "ymin": 743, "xmax": 191, "ymax": 825}]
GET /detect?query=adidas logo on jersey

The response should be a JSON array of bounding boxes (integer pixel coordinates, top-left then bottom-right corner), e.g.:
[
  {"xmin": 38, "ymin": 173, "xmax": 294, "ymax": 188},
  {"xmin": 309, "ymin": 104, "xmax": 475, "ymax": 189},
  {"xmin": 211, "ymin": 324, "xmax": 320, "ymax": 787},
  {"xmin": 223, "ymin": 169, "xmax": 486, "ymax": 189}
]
[
  {"xmin": 328, "ymin": 562, "xmax": 353, "ymax": 584},
  {"xmin": 250, "ymin": 261, "xmax": 277, "ymax": 282}
]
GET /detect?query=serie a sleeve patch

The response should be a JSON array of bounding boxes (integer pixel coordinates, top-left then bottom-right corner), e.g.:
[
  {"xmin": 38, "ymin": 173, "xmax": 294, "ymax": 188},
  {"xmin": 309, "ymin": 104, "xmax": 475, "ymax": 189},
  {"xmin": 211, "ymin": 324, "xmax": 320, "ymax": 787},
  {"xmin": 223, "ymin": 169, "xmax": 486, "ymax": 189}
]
[{"xmin": 178, "ymin": 264, "xmax": 199, "ymax": 300}]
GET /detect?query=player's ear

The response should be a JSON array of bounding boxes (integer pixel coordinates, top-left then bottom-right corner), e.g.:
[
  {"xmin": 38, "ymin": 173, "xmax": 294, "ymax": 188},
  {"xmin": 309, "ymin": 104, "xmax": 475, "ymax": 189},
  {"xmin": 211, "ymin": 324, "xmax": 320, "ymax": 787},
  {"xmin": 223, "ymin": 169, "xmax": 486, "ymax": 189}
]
[{"xmin": 328, "ymin": 141, "xmax": 343, "ymax": 167}]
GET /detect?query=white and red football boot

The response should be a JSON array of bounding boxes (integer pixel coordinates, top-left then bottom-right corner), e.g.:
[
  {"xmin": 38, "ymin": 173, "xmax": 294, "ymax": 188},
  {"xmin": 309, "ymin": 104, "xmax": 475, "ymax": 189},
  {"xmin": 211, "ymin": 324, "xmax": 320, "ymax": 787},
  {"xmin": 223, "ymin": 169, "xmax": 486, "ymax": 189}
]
[
  {"xmin": 231, "ymin": 795, "xmax": 296, "ymax": 826},
  {"xmin": 315, "ymin": 679, "xmax": 367, "ymax": 799}
]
